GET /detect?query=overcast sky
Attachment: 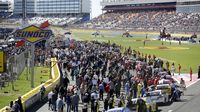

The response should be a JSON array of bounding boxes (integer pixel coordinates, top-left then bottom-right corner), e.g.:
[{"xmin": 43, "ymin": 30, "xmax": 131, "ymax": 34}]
[
  {"xmin": 5, "ymin": 0, "xmax": 103, "ymax": 18},
  {"xmin": 91, "ymin": 0, "xmax": 103, "ymax": 18}
]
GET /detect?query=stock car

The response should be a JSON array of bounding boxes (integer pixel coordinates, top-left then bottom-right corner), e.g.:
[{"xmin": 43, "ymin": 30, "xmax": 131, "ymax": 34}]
[
  {"xmin": 146, "ymin": 90, "xmax": 170, "ymax": 104},
  {"xmin": 156, "ymin": 84, "xmax": 172, "ymax": 96},
  {"xmin": 106, "ymin": 107, "xmax": 131, "ymax": 112},
  {"xmin": 64, "ymin": 31, "xmax": 72, "ymax": 35},
  {"xmin": 128, "ymin": 97, "xmax": 158, "ymax": 112}
]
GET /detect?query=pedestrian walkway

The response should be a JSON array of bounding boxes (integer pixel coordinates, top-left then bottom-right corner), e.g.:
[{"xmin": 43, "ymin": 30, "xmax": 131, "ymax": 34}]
[{"xmin": 172, "ymin": 73, "xmax": 199, "ymax": 87}]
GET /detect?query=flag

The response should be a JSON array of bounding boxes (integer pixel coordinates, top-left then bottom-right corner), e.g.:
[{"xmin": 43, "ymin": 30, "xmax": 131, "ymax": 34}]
[
  {"xmin": 16, "ymin": 40, "xmax": 25, "ymax": 47},
  {"xmin": 40, "ymin": 20, "xmax": 50, "ymax": 29}
]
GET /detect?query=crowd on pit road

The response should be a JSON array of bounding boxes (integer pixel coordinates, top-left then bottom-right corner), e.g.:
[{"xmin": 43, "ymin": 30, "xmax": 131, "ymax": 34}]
[{"xmin": 45, "ymin": 39, "xmax": 200, "ymax": 112}]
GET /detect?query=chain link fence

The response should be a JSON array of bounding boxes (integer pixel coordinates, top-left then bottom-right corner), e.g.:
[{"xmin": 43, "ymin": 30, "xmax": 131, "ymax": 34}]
[{"xmin": 7, "ymin": 49, "xmax": 28, "ymax": 79}]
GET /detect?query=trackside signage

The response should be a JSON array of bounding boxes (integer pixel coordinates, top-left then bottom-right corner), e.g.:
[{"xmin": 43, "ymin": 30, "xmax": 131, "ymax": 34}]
[{"xmin": 14, "ymin": 25, "xmax": 53, "ymax": 43}]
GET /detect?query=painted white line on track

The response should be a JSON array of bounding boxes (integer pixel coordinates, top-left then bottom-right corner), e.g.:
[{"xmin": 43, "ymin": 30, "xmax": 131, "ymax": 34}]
[
  {"xmin": 187, "ymin": 79, "xmax": 200, "ymax": 88},
  {"xmin": 168, "ymin": 110, "xmax": 173, "ymax": 112},
  {"xmin": 173, "ymin": 76, "xmax": 180, "ymax": 83}
]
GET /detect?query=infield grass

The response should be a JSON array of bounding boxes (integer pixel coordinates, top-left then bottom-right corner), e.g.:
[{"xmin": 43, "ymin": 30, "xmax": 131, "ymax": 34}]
[
  {"xmin": 0, "ymin": 67, "xmax": 50, "ymax": 109},
  {"xmin": 71, "ymin": 29, "xmax": 200, "ymax": 73}
]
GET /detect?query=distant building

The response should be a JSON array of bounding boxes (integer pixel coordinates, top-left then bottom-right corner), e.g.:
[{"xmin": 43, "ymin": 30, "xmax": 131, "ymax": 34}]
[
  {"xmin": 14, "ymin": 0, "xmax": 35, "ymax": 15},
  {"xmin": 0, "ymin": 1, "xmax": 12, "ymax": 18},
  {"xmin": 13, "ymin": 0, "xmax": 91, "ymax": 17},
  {"xmin": 176, "ymin": 0, "xmax": 200, "ymax": 13}
]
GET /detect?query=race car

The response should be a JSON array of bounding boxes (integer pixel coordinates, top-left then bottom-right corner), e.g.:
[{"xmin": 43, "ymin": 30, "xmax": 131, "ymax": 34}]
[
  {"xmin": 146, "ymin": 90, "xmax": 170, "ymax": 104},
  {"xmin": 106, "ymin": 107, "xmax": 131, "ymax": 112},
  {"xmin": 156, "ymin": 84, "xmax": 172, "ymax": 96},
  {"xmin": 129, "ymin": 97, "xmax": 158, "ymax": 112},
  {"xmin": 64, "ymin": 31, "xmax": 72, "ymax": 35}
]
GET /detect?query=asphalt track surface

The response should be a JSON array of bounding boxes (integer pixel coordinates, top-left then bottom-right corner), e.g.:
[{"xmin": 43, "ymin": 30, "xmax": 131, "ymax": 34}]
[{"xmin": 159, "ymin": 80, "xmax": 200, "ymax": 112}]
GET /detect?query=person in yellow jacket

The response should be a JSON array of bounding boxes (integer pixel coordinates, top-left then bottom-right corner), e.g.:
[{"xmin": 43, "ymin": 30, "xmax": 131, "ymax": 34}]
[
  {"xmin": 96, "ymin": 99, "xmax": 99, "ymax": 112},
  {"xmin": 137, "ymin": 82, "xmax": 142, "ymax": 98}
]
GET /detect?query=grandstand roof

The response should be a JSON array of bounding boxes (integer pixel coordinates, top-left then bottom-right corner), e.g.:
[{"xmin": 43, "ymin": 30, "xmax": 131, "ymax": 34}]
[
  {"xmin": 102, "ymin": 2, "xmax": 176, "ymax": 11},
  {"xmin": 103, "ymin": 5, "xmax": 176, "ymax": 11}
]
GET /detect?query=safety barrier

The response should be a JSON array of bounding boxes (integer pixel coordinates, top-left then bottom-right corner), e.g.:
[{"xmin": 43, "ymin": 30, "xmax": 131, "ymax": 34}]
[{"xmin": 0, "ymin": 58, "xmax": 60, "ymax": 112}]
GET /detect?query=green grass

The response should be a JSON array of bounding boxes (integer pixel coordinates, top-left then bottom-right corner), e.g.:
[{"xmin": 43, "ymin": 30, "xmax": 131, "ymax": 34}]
[
  {"xmin": 0, "ymin": 67, "xmax": 50, "ymax": 109},
  {"xmin": 71, "ymin": 30, "xmax": 200, "ymax": 73}
]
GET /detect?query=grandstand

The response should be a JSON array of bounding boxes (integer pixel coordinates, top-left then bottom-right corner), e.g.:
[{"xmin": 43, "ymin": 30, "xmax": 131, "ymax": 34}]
[{"xmin": 82, "ymin": 0, "xmax": 200, "ymax": 33}]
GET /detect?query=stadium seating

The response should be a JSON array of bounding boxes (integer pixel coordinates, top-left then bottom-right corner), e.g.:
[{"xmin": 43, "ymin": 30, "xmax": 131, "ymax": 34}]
[
  {"xmin": 83, "ymin": 10, "xmax": 200, "ymax": 33},
  {"xmin": 28, "ymin": 15, "xmax": 83, "ymax": 26}
]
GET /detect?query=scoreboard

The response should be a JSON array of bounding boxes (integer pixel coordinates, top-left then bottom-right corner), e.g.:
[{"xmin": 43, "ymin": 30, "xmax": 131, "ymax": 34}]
[{"xmin": 0, "ymin": 51, "xmax": 6, "ymax": 73}]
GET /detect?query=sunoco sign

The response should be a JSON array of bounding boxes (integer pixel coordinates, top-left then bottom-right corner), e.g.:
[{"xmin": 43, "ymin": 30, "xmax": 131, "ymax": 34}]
[{"xmin": 14, "ymin": 25, "xmax": 53, "ymax": 43}]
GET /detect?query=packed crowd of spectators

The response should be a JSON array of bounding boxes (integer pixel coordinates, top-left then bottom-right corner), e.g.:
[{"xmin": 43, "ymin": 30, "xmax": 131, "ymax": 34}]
[
  {"xmin": 1, "ymin": 15, "xmax": 83, "ymax": 26},
  {"xmin": 34, "ymin": 40, "xmax": 52, "ymax": 66},
  {"xmin": 82, "ymin": 10, "xmax": 200, "ymax": 33},
  {"xmin": 45, "ymin": 39, "xmax": 185, "ymax": 112},
  {"xmin": 28, "ymin": 15, "xmax": 82, "ymax": 26},
  {"xmin": 0, "ymin": 41, "xmax": 26, "ymax": 57}
]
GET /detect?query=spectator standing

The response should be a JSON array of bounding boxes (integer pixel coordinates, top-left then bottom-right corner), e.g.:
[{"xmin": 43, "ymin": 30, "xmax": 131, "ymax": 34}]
[
  {"xmin": 48, "ymin": 90, "xmax": 53, "ymax": 110},
  {"xmin": 180, "ymin": 78, "xmax": 186, "ymax": 90},
  {"xmin": 104, "ymin": 96, "xmax": 109, "ymax": 111},
  {"xmin": 198, "ymin": 66, "xmax": 200, "ymax": 79},
  {"xmin": 99, "ymin": 83, "xmax": 104, "ymax": 100},
  {"xmin": 124, "ymin": 81, "xmax": 129, "ymax": 98},
  {"xmin": 166, "ymin": 61, "xmax": 169, "ymax": 70},
  {"xmin": 66, "ymin": 92, "xmax": 72, "ymax": 112},
  {"xmin": 171, "ymin": 63, "xmax": 175, "ymax": 76},
  {"xmin": 190, "ymin": 67, "xmax": 193, "ymax": 81},
  {"xmin": 115, "ymin": 82, "xmax": 121, "ymax": 98},
  {"xmin": 51, "ymin": 91, "xmax": 58, "ymax": 111},
  {"xmin": 91, "ymin": 97, "xmax": 95, "ymax": 112},
  {"xmin": 178, "ymin": 64, "xmax": 181, "ymax": 75},
  {"xmin": 56, "ymin": 95, "xmax": 64, "ymax": 112},
  {"xmin": 105, "ymin": 83, "xmax": 110, "ymax": 95},
  {"xmin": 72, "ymin": 92, "xmax": 80, "ymax": 112},
  {"xmin": 40, "ymin": 85, "xmax": 46, "ymax": 101},
  {"xmin": 108, "ymin": 96, "xmax": 114, "ymax": 109},
  {"xmin": 137, "ymin": 82, "xmax": 142, "ymax": 98},
  {"xmin": 12, "ymin": 101, "xmax": 20, "ymax": 112},
  {"xmin": 9, "ymin": 101, "xmax": 14, "ymax": 112},
  {"xmin": 17, "ymin": 97, "xmax": 23, "ymax": 112}
]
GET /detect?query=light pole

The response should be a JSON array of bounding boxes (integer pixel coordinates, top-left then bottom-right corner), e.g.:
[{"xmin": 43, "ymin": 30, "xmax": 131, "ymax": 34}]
[
  {"xmin": 30, "ymin": 44, "xmax": 35, "ymax": 88},
  {"xmin": 25, "ymin": 47, "xmax": 29, "ymax": 80}
]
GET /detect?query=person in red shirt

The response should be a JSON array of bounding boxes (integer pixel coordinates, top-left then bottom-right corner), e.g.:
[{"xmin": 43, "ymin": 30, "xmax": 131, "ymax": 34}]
[
  {"xmin": 105, "ymin": 84, "xmax": 110, "ymax": 93},
  {"xmin": 190, "ymin": 67, "xmax": 192, "ymax": 81}
]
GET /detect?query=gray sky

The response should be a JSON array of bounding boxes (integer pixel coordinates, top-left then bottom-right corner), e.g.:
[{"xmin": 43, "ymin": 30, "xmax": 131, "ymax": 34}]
[{"xmin": 91, "ymin": 0, "xmax": 103, "ymax": 18}]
